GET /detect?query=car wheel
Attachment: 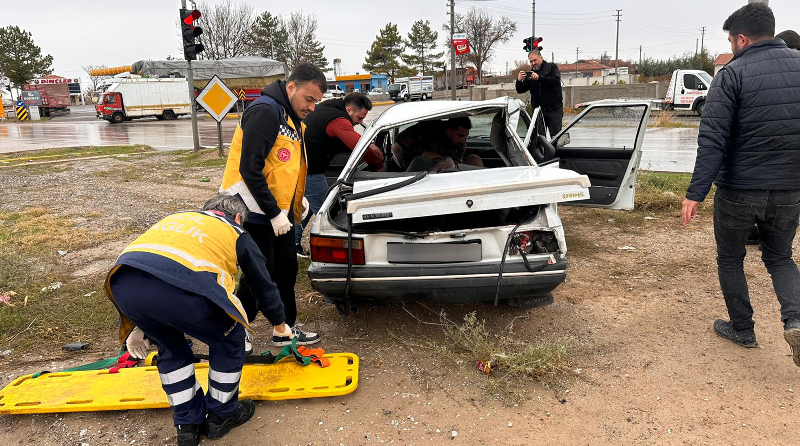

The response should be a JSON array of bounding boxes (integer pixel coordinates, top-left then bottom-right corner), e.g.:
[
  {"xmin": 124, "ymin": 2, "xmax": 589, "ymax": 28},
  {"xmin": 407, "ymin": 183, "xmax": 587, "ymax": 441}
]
[
  {"xmin": 111, "ymin": 112, "xmax": 124, "ymax": 124},
  {"xmin": 695, "ymin": 101, "xmax": 705, "ymax": 117},
  {"xmin": 507, "ymin": 293, "xmax": 554, "ymax": 310},
  {"xmin": 421, "ymin": 93, "xmax": 427, "ymax": 101},
  {"xmin": 155, "ymin": 115, "xmax": 165, "ymax": 120},
  {"xmin": 403, "ymin": 95, "xmax": 409, "ymax": 102},
  {"xmin": 163, "ymin": 110, "xmax": 176, "ymax": 120}
]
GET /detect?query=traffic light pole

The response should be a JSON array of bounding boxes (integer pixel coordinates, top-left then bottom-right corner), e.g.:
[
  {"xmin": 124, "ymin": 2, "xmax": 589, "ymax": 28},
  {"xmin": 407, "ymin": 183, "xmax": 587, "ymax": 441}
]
[
  {"xmin": 187, "ymin": 59, "xmax": 201, "ymax": 152},
  {"xmin": 450, "ymin": 0, "xmax": 456, "ymax": 101}
]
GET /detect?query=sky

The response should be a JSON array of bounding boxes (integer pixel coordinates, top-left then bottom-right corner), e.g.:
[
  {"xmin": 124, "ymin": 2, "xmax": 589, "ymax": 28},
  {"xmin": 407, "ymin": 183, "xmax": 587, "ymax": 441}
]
[{"xmin": 2, "ymin": 0, "xmax": 798, "ymax": 86}]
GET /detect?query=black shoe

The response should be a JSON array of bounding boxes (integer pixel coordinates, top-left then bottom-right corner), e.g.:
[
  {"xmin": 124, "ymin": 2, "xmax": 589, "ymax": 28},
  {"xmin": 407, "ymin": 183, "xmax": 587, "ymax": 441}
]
[
  {"xmin": 296, "ymin": 244, "xmax": 309, "ymax": 259},
  {"xmin": 713, "ymin": 319, "xmax": 758, "ymax": 348},
  {"xmin": 176, "ymin": 424, "xmax": 200, "ymax": 446},
  {"xmin": 784, "ymin": 319, "xmax": 800, "ymax": 367},
  {"xmin": 204, "ymin": 399, "xmax": 256, "ymax": 440},
  {"xmin": 272, "ymin": 325, "xmax": 320, "ymax": 346}
]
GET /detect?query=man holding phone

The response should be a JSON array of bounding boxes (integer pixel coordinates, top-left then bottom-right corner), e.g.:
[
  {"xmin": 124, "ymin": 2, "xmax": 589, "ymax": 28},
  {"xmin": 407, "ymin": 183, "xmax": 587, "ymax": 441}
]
[{"xmin": 515, "ymin": 49, "xmax": 564, "ymax": 137}]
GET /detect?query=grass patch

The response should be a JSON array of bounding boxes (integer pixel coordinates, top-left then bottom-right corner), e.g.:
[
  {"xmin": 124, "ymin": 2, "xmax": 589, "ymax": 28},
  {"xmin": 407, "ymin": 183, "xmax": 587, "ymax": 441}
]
[
  {"xmin": 0, "ymin": 145, "xmax": 152, "ymax": 167},
  {"xmin": 649, "ymin": 110, "xmax": 699, "ymax": 128},
  {"xmin": 636, "ymin": 171, "xmax": 714, "ymax": 213},
  {"xmin": 176, "ymin": 149, "xmax": 229, "ymax": 168},
  {"xmin": 437, "ymin": 312, "xmax": 576, "ymax": 404}
]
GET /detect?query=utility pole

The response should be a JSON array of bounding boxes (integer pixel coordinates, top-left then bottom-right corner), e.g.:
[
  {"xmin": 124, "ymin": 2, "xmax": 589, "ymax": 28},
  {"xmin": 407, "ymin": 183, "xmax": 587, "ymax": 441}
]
[
  {"xmin": 575, "ymin": 47, "xmax": 580, "ymax": 81},
  {"xmin": 181, "ymin": 0, "xmax": 201, "ymax": 152},
  {"xmin": 639, "ymin": 45, "xmax": 642, "ymax": 67},
  {"xmin": 450, "ymin": 0, "xmax": 456, "ymax": 100},
  {"xmin": 532, "ymin": 0, "xmax": 536, "ymax": 42},
  {"xmin": 695, "ymin": 38, "xmax": 699, "ymax": 57},
  {"xmin": 700, "ymin": 26, "xmax": 706, "ymax": 55},
  {"xmin": 614, "ymin": 9, "xmax": 621, "ymax": 84}
]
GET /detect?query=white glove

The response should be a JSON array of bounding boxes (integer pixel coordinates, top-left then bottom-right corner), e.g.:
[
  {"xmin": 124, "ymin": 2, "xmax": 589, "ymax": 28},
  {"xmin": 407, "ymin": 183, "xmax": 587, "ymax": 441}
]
[
  {"xmin": 126, "ymin": 326, "xmax": 151, "ymax": 360},
  {"xmin": 301, "ymin": 197, "xmax": 310, "ymax": 220},
  {"xmin": 273, "ymin": 324, "xmax": 293, "ymax": 339},
  {"xmin": 270, "ymin": 209, "xmax": 291, "ymax": 237}
]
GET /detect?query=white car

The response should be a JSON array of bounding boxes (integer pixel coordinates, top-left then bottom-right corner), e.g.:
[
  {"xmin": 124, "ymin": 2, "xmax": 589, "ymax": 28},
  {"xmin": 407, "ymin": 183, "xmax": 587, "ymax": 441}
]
[{"xmin": 308, "ymin": 97, "xmax": 651, "ymax": 313}]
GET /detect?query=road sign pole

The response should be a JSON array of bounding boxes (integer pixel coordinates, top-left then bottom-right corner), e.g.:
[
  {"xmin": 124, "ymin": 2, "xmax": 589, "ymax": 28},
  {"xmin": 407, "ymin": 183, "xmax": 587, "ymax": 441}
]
[
  {"xmin": 217, "ymin": 120, "xmax": 223, "ymax": 157},
  {"xmin": 187, "ymin": 59, "xmax": 201, "ymax": 152}
]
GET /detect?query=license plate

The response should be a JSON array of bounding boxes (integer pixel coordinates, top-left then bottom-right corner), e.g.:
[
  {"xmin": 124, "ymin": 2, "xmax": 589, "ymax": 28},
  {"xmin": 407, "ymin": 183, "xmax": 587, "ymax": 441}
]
[{"xmin": 387, "ymin": 241, "xmax": 482, "ymax": 264}]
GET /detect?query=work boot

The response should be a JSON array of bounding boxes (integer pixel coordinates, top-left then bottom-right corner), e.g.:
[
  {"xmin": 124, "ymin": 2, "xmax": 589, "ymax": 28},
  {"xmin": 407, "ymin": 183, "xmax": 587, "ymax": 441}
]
[
  {"xmin": 272, "ymin": 325, "xmax": 320, "ymax": 346},
  {"xmin": 176, "ymin": 424, "xmax": 200, "ymax": 446},
  {"xmin": 204, "ymin": 399, "xmax": 256, "ymax": 440},
  {"xmin": 713, "ymin": 319, "xmax": 758, "ymax": 348},
  {"xmin": 784, "ymin": 319, "xmax": 800, "ymax": 367}
]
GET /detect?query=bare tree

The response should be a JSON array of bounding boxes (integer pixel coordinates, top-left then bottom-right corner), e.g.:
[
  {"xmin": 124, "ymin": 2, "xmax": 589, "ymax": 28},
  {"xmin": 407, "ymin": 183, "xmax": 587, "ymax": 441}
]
[
  {"xmin": 458, "ymin": 8, "xmax": 516, "ymax": 84},
  {"xmin": 195, "ymin": 0, "xmax": 256, "ymax": 60},
  {"xmin": 282, "ymin": 12, "xmax": 329, "ymax": 71},
  {"xmin": 82, "ymin": 65, "xmax": 109, "ymax": 93}
]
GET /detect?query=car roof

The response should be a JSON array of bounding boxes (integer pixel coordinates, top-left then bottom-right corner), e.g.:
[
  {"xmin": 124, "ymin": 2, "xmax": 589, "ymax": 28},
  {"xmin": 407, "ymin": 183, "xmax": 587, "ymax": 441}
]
[{"xmin": 374, "ymin": 97, "xmax": 513, "ymax": 127}]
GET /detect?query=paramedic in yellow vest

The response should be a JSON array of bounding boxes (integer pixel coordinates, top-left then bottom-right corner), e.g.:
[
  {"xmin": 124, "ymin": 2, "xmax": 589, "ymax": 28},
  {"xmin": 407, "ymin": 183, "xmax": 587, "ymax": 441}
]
[
  {"xmin": 104, "ymin": 194, "xmax": 291, "ymax": 446},
  {"xmin": 220, "ymin": 62, "xmax": 326, "ymax": 347}
]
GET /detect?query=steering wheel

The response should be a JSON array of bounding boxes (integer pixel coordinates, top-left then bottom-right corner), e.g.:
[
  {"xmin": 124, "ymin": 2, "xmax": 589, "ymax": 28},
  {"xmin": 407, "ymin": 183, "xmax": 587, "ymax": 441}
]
[{"xmin": 531, "ymin": 135, "xmax": 556, "ymax": 164}]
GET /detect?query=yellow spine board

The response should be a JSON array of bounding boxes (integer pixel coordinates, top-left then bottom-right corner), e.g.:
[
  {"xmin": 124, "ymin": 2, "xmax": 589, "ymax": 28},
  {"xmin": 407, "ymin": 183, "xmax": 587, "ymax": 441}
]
[{"xmin": 0, "ymin": 353, "xmax": 358, "ymax": 415}]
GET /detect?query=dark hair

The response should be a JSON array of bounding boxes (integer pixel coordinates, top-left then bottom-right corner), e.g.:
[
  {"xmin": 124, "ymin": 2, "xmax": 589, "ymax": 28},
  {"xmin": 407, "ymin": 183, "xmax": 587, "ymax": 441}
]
[
  {"xmin": 776, "ymin": 30, "xmax": 800, "ymax": 50},
  {"xmin": 344, "ymin": 92, "xmax": 372, "ymax": 111},
  {"xmin": 287, "ymin": 62, "xmax": 328, "ymax": 93},
  {"xmin": 446, "ymin": 116, "xmax": 472, "ymax": 130},
  {"xmin": 722, "ymin": 3, "xmax": 775, "ymax": 39}
]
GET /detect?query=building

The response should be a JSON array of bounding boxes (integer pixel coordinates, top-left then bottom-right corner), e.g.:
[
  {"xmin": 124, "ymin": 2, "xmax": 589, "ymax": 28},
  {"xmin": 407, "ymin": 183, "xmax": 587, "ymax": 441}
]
[
  {"xmin": 713, "ymin": 54, "xmax": 734, "ymax": 75},
  {"xmin": 330, "ymin": 74, "xmax": 389, "ymax": 94}
]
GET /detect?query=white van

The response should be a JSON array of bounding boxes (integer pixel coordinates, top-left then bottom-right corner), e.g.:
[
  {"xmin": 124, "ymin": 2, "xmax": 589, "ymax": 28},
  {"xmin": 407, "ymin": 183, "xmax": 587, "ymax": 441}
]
[{"xmin": 325, "ymin": 84, "xmax": 345, "ymax": 98}]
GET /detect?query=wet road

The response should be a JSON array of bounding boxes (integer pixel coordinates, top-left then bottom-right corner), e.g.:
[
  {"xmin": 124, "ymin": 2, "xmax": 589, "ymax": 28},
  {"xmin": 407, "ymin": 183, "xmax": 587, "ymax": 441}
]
[{"xmin": 0, "ymin": 104, "xmax": 700, "ymax": 172}]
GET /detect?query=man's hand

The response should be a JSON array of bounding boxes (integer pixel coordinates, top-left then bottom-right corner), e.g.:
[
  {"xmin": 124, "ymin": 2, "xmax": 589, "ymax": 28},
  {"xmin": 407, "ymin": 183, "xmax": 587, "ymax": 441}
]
[
  {"xmin": 530, "ymin": 72, "xmax": 539, "ymax": 80},
  {"xmin": 270, "ymin": 210, "xmax": 292, "ymax": 236},
  {"xmin": 301, "ymin": 197, "xmax": 310, "ymax": 220},
  {"xmin": 126, "ymin": 326, "xmax": 151, "ymax": 360},
  {"xmin": 363, "ymin": 143, "xmax": 385, "ymax": 167},
  {"xmin": 517, "ymin": 71, "xmax": 526, "ymax": 81},
  {"xmin": 681, "ymin": 198, "xmax": 701, "ymax": 226}
]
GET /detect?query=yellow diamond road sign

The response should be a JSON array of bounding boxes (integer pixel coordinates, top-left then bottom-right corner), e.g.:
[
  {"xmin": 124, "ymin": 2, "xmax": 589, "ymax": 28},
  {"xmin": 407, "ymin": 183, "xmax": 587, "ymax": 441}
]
[{"xmin": 196, "ymin": 75, "xmax": 238, "ymax": 123}]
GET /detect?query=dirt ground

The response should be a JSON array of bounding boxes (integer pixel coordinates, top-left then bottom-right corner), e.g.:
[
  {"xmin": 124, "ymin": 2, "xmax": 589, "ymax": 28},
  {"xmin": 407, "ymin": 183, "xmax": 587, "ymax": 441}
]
[{"xmin": 0, "ymin": 149, "xmax": 798, "ymax": 446}]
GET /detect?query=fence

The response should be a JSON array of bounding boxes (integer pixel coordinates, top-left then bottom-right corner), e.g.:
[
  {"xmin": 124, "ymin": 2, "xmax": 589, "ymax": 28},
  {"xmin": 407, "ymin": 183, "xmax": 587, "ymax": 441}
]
[{"xmin": 470, "ymin": 82, "xmax": 670, "ymax": 108}]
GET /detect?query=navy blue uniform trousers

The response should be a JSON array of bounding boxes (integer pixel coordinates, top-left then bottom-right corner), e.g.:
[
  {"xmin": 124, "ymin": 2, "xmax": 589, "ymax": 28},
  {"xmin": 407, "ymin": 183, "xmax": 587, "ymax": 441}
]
[{"xmin": 110, "ymin": 266, "xmax": 245, "ymax": 426}]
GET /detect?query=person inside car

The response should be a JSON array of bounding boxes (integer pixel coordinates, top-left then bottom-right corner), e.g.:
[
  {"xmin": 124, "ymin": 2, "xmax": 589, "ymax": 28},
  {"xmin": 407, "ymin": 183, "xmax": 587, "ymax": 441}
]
[{"xmin": 391, "ymin": 117, "xmax": 483, "ymax": 173}]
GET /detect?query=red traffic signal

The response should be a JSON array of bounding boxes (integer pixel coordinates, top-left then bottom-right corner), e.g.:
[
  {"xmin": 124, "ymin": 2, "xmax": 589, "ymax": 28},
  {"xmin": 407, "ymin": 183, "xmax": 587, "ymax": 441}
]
[{"xmin": 181, "ymin": 9, "xmax": 201, "ymax": 25}]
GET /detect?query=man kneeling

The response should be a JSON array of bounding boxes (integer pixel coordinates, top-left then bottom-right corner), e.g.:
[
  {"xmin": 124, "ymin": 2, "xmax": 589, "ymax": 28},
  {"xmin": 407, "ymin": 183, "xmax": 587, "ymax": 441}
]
[{"xmin": 104, "ymin": 193, "xmax": 291, "ymax": 446}]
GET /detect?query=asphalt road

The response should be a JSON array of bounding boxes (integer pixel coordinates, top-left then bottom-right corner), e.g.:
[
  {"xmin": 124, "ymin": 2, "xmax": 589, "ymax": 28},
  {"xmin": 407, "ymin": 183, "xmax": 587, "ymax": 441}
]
[{"xmin": 0, "ymin": 103, "xmax": 701, "ymax": 172}]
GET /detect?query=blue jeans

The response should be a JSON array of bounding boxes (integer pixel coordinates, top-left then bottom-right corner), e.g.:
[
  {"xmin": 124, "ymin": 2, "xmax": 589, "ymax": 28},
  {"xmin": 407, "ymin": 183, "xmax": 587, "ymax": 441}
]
[
  {"xmin": 713, "ymin": 187, "xmax": 800, "ymax": 331},
  {"xmin": 294, "ymin": 173, "xmax": 329, "ymax": 245}
]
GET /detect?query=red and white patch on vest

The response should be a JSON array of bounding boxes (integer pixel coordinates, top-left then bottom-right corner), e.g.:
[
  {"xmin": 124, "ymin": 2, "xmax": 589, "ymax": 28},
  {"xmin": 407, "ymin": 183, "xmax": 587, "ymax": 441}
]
[{"xmin": 277, "ymin": 148, "xmax": 292, "ymax": 162}]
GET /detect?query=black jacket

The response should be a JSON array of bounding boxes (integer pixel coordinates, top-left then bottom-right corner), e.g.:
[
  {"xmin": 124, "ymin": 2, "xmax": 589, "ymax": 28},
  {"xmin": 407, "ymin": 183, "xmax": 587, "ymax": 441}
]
[
  {"xmin": 303, "ymin": 98, "xmax": 353, "ymax": 175},
  {"xmin": 515, "ymin": 60, "xmax": 563, "ymax": 111},
  {"xmin": 238, "ymin": 81, "xmax": 304, "ymax": 223},
  {"xmin": 686, "ymin": 39, "xmax": 800, "ymax": 201}
]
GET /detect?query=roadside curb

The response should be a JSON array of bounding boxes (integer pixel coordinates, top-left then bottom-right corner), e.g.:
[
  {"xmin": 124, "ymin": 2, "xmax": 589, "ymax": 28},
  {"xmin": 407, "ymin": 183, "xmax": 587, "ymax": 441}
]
[
  {"xmin": 371, "ymin": 101, "xmax": 394, "ymax": 106},
  {"xmin": 203, "ymin": 113, "xmax": 241, "ymax": 119}
]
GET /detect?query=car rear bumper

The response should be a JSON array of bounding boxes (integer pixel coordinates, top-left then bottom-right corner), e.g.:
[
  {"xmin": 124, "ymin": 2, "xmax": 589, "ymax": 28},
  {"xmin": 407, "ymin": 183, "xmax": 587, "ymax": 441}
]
[{"xmin": 308, "ymin": 256, "xmax": 567, "ymax": 304}]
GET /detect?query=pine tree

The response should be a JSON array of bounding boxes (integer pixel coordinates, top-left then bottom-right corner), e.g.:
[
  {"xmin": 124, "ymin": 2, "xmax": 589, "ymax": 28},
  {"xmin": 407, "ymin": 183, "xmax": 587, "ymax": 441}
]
[
  {"xmin": 249, "ymin": 11, "xmax": 289, "ymax": 61},
  {"xmin": 402, "ymin": 20, "xmax": 443, "ymax": 76},
  {"xmin": 363, "ymin": 23, "xmax": 404, "ymax": 82},
  {"xmin": 0, "ymin": 26, "xmax": 53, "ymax": 88}
]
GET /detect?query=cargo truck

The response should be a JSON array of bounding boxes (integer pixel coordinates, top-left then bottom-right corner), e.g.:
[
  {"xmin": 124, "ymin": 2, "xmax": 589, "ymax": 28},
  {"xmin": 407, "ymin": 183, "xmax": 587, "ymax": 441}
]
[
  {"xmin": 95, "ymin": 76, "xmax": 191, "ymax": 123},
  {"xmin": 23, "ymin": 79, "xmax": 72, "ymax": 116},
  {"xmin": 388, "ymin": 76, "xmax": 434, "ymax": 102}
]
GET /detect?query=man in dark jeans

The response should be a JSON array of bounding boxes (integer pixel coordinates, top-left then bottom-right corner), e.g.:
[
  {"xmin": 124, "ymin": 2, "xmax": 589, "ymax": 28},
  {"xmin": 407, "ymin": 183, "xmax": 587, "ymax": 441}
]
[
  {"xmin": 681, "ymin": 3, "xmax": 800, "ymax": 367},
  {"xmin": 515, "ymin": 49, "xmax": 563, "ymax": 137}
]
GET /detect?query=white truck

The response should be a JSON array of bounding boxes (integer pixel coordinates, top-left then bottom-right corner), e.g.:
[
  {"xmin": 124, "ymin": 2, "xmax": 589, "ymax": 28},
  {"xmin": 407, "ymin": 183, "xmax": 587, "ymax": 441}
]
[
  {"xmin": 95, "ymin": 75, "xmax": 191, "ymax": 123},
  {"xmin": 575, "ymin": 69, "xmax": 713, "ymax": 116},
  {"xmin": 389, "ymin": 76, "xmax": 434, "ymax": 102}
]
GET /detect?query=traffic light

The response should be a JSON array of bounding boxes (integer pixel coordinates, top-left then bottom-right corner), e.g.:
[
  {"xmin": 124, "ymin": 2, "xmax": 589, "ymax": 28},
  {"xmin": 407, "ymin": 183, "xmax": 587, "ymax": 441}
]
[
  {"xmin": 180, "ymin": 8, "xmax": 205, "ymax": 61},
  {"xmin": 523, "ymin": 36, "xmax": 543, "ymax": 52}
]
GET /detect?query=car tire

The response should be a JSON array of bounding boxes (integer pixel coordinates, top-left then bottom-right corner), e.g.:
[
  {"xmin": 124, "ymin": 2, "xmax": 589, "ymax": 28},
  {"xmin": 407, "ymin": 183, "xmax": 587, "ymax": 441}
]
[
  {"xmin": 403, "ymin": 95, "xmax": 409, "ymax": 102},
  {"xmin": 111, "ymin": 112, "xmax": 124, "ymax": 124},
  {"xmin": 162, "ymin": 110, "xmax": 176, "ymax": 120},
  {"xmin": 695, "ymin": 101, "xmax": 705, "ymax": 117},
  {"xmin": 421, "ymin": 93, "xmax": 427, "ymax": 101},
  {"xmin": 155, "ymin": 115, "xmax": 165, "ymax": 120}
]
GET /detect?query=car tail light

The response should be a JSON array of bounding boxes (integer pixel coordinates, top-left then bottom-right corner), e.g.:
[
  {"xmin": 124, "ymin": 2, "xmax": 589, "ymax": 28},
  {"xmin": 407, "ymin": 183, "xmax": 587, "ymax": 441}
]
[
  {"xmin": 310, "ymin": 235, "xmax": 365, "ymax": 265},
  {"xmin": 512, "ymin": 231, "xmax": 559, "ymax": 254}
]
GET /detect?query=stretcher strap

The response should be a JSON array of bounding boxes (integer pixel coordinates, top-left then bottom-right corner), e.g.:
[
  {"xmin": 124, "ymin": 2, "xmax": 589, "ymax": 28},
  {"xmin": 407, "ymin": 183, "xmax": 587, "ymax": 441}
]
[{"xmin": 32, "ymin": 348, "xmax": 127, "ymax": 378}]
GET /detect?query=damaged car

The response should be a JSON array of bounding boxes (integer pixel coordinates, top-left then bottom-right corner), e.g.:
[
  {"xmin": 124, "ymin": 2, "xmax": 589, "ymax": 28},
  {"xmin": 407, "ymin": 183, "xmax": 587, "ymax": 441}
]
[{"xmin": 307, "ymin": 97, "xmax": 651, "ymax": 313}]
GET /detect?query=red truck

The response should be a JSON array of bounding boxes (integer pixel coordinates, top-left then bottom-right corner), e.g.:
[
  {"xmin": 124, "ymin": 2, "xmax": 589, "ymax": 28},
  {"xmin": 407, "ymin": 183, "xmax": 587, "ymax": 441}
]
[{"xmin": 23, "ymin": 78, "xmax": 73, "ymax": 116}]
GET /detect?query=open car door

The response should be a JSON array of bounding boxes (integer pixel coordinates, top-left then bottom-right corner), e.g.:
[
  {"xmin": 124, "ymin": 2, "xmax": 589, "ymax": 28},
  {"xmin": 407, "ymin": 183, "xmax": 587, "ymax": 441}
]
[{"xmin": 549, "ymin": 102, "xmax": 651, "ymax": 210}]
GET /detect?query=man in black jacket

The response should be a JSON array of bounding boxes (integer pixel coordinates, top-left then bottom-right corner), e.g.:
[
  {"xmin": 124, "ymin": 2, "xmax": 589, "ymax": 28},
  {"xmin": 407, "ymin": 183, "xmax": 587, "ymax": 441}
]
[
  {"xmin": 515, "ymin": 49, "xmax": 563, "ymax": 137},
  {"xmin": 682, "ymin": 3, "xmax": 800, "ymax": 367},
  {"xmin": 220, "ymin": 63, "xmax": 326, "ymax": 347},
  {"xmin": 294, "ymin": 93, "xmax": 384, "ymax": 255}
]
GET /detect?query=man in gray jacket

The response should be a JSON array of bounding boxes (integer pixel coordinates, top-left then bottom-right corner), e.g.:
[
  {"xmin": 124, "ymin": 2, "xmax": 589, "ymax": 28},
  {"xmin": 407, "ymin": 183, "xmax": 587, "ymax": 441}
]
[{"xmin": 682, "ymin": 3, "xmax": 800, "ymax": 366}]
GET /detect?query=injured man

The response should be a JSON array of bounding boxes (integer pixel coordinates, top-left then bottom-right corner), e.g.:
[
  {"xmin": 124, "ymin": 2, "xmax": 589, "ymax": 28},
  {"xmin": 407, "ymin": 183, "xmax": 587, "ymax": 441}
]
[{"xmin": 391, "ymin": 117, "xmax": 484, "ymax": 173}]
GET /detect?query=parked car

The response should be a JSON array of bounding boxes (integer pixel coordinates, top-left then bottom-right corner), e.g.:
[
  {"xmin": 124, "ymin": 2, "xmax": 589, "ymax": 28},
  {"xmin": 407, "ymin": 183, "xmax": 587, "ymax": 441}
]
[
  {"xmin": 368, "ymin": 87, "xmax": 385, "ymax": 96},
  {"xmin": 307, "ymin": 97, "xmax": 652, "ymax": 313},
  {"xmin": 324, "ymin": 84, "xmax": 345, "ymax": 98}
]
